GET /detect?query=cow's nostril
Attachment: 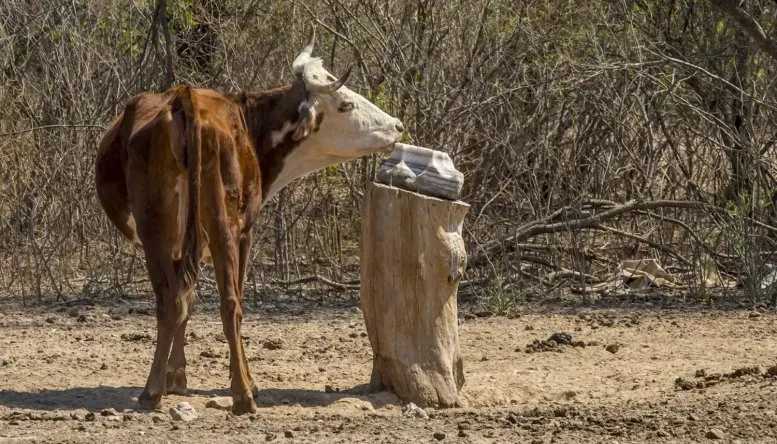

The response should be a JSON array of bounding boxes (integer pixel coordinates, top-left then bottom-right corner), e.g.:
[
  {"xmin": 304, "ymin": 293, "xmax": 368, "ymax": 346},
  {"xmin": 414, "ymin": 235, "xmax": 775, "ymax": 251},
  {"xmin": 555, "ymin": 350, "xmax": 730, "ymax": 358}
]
[{"xmin": 395, "ymin": 122, "xmax": 405, "ymax": 133}]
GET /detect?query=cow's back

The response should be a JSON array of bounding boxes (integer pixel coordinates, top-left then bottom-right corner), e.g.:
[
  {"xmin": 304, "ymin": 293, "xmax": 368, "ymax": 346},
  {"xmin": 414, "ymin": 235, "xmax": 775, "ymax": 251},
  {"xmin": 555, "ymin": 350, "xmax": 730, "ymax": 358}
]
[{"xmin": 95, "ymin": 86, "xmax": 261, "ymax": 254}]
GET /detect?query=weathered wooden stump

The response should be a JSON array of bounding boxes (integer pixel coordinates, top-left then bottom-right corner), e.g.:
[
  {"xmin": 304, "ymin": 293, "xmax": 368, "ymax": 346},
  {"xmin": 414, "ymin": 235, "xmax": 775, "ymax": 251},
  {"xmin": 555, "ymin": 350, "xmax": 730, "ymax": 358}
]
[{"xmin": 360, "ymin": 144, "xmax": 468, "ymax": 408}]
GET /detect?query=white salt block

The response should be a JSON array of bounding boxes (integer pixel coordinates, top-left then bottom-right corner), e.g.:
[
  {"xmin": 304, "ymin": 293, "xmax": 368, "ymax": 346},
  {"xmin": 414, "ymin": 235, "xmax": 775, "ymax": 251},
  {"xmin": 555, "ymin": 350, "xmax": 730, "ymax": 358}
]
[{"xmin": 376, "ymin": 143, "xmax": 464, "ymax": 200}]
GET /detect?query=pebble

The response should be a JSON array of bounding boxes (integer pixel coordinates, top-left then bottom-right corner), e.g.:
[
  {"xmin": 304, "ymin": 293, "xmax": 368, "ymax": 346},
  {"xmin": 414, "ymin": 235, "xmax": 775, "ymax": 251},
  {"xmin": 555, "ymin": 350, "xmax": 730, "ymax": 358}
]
[
  {"xmin": 706, "ymin": 428, "xmax": 725, "ymax": 440},
  {"xmin": 169, "ymin": 402, "xmax": 198, "ymax": 422},
  {"xmin": 333, "ymin": 397, "xmax": 375, "ymax": 411},
  {"xmin": 263, "ymin": 339, "xmax": 284, "ymax": 350},
  {"xmin": 433, "ymin": 431, "xmax": 446, "ymax": 440},
  {"xmin": 402, "ymin": 402, "xmax": 429, "ymax": 419},
  {"xmin": 205, "ymin": 397, "xmax": 233, "ymax": 411}
]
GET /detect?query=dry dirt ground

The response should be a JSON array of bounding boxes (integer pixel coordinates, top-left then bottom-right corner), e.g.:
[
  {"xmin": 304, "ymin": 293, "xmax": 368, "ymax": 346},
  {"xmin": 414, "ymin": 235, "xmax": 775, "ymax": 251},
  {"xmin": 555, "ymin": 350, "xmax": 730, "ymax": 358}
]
[{"xmin": 1, "ymin": 296, "xmax": 777, "ymax": 443}]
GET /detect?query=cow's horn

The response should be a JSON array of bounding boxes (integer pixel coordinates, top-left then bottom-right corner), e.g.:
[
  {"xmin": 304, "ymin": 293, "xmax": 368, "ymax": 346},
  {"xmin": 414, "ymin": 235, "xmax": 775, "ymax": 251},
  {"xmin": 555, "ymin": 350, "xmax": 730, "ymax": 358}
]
[
  {"xmin": 304, "ymin": 66, "xmax": 352, "ymax": 94},
  {"xmin": 292, "ymin": 27, "xmax": 316, "ymax": 75}
]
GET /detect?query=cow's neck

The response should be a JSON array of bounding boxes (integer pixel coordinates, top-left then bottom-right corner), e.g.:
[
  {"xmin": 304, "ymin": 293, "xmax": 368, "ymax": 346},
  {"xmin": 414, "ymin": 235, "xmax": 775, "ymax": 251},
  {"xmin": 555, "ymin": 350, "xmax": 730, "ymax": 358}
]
[
  {"xmin": 233, "ymin": 85, "xmax": 314, "ymax": 203},
  {"xmin": 234, "ymin": 86, "xmax": 346, "ymax": 206},
  {"xmin": 261, "ymin": 141, "xmax": 344, "ymax": 203}
]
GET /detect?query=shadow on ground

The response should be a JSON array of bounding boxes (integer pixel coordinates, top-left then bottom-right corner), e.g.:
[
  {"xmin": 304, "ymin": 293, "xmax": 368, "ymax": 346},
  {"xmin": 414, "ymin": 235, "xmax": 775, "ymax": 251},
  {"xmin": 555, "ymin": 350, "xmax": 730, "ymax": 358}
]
[
  {"xmin": 0, "ymin": 386, "xmax": 142, "ymax": 412},
  {"xmin": 0, "ymin": 384, "xmax": 397, "ymax": 413}
]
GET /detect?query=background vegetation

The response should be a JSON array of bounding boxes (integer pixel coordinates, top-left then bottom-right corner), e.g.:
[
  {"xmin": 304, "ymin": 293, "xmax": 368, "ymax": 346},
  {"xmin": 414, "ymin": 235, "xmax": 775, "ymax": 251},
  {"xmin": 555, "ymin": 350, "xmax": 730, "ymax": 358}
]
[{"xmin": 1, "ymin": 0, "xmax": 775, "ymax": 310}]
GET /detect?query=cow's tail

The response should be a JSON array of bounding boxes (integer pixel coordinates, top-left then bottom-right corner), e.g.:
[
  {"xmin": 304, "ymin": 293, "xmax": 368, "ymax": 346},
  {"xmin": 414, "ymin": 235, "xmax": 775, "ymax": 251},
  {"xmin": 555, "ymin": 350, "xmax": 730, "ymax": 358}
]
[{"xmin": 178, "ymin": 85, "xmax": 202, "ymax": 323}]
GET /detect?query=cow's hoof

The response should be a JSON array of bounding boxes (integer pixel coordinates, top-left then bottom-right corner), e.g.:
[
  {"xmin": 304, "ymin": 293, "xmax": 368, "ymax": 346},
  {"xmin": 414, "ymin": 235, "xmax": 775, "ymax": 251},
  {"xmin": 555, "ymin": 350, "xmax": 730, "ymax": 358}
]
[
  {"xmin": 231, "ymin": 392, "xmax": 257, "ymax": 415},
  {"xmin": 252, "ymin": 384, "xmax": 260, "ymax": 399},
  {"xmin": 137, "ymin": 390, "xmax": 162, "ymax": 410},
  {"xmin": 166, "ymin": 370, "xmax": 188, "ymax": 395}
]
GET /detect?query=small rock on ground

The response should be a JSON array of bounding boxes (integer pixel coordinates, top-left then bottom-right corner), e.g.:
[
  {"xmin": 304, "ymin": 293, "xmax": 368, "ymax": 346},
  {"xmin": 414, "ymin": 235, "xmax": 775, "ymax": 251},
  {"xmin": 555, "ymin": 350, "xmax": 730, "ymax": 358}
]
[
  {"xmin": 434, "ymin": 431, "xmax": 446, "ymax": 440},
  {"xmin": 706, "ymin": 428, "xmax": 725, "ymax": 440},
  {"xmin": 263, "ymin": 339, "xmax": 284, "ymax": 350},
  {"xmin": 205, "ymin": 397, "xmax": 233, "ymax": 411},
  {"xmin": 402, "ymin": 402, "xmax": 429, "ymax": 419},
  {"xmin": 333, "ymin": 397, "xmax": 374, "ymax": 411},
  {"xmin": 169, "ymin": 402, "xmax": 198, "ymax": 422}
]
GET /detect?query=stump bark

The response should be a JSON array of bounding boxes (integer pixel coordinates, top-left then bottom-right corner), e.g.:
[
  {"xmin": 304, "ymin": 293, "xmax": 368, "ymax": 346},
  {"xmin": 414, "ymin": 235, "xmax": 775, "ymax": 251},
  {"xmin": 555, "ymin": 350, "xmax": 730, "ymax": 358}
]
[{"xmin": 360, "ymin": 181, "xmax": 469, "ymax": 408}]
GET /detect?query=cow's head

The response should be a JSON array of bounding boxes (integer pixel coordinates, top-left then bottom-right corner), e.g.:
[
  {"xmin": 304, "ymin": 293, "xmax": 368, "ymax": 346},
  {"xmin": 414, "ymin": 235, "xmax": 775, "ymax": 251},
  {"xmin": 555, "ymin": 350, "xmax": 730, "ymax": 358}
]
[
  {"xmin": 291, "ymin": 33, "xmax": 404, "ymax": 159},
  {"xmin": 262, "ymin": 29, "xmax": 405, "ymax": 201}
]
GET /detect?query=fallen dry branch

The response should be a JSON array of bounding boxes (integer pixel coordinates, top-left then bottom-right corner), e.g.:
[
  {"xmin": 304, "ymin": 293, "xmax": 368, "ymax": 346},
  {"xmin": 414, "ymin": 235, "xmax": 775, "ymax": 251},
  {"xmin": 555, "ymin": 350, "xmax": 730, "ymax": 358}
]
[
  {"xmin": 271, "ymin": 275, "xmax": 361, "ymax": 291},
  {"xmin": 469, "ymin": 200, "xmax": 713, "ymax": 266},
  {"xmin": 542, "ymin": 269, "xmax": 603, "ymax": 285},
  {"xmin": 269, "ymin": 275, "xmax": 490, "ymax": 293},
  {"xmin": 592, "ymin": 223, "xmax": 693, "ymax": 267}
]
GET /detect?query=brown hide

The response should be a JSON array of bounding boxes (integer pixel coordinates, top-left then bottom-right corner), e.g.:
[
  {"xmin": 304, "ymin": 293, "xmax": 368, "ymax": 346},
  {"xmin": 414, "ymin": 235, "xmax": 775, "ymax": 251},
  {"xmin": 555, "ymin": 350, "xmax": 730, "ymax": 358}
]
[{"xmin": 95, "ymin": 82, "xmax": 315, "ymax": 415}]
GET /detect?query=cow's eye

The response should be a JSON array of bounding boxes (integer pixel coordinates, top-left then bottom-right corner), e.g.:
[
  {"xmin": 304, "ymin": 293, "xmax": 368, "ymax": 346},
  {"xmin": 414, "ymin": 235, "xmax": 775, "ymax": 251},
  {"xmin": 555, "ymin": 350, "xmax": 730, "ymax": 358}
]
[{"xmin": 338, "ymin": 102, "xmax": 355, "ymax": 113}]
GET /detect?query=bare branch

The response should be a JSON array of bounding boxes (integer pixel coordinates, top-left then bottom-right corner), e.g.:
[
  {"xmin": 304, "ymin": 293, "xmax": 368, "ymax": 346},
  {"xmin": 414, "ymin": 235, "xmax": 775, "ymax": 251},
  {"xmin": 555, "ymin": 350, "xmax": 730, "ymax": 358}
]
[{"xmin": 709, "ymin": 0, "xmax": 777, "ymax": 63}]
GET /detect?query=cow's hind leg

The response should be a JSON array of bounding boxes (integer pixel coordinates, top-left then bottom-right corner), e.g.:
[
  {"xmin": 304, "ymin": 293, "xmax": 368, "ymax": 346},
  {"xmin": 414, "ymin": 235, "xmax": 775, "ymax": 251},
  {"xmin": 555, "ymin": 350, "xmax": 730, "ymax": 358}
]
[
  {"xmin": 137, "ymin": 251, "xmax": 186, "ymax": 409},
  {"xmin": 166, "ymin": 284, "xmax": 194, "ymax": 395}
]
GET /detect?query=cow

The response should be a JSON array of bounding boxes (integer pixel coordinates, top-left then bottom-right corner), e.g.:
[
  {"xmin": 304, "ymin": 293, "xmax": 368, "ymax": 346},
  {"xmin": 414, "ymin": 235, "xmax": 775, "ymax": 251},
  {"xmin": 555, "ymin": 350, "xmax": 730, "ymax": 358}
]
[{"xmin": 94, "ymin": 30, "xmax": 404, "ymax": 415}]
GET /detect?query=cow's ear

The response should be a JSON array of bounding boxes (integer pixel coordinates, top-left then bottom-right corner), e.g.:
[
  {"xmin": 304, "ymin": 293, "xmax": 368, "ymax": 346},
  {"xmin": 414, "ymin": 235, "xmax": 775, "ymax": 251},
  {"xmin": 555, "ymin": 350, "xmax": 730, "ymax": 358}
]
[
  {"xmin": 293, "ymin": 99, "xmax": 317, "ymax": 142},
  {"xmin": 292, "ymin": 124, "xmax": 311, "ymax": 142}
]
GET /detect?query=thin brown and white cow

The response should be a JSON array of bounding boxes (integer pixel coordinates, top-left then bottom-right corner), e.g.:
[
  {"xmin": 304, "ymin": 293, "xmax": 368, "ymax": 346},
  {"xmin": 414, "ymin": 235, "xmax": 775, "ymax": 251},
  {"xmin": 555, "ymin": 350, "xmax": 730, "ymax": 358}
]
[{"xmin": 95, "ymin": 32, "xmax": 404, "ymax": 415}]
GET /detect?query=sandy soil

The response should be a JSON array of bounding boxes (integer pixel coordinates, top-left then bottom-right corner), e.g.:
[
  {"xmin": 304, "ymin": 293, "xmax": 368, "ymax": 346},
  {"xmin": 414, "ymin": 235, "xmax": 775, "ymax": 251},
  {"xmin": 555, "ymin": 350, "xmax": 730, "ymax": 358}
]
[{"xmin": 1, "ymin": 297, "xmax": 777, "ymax": 443}]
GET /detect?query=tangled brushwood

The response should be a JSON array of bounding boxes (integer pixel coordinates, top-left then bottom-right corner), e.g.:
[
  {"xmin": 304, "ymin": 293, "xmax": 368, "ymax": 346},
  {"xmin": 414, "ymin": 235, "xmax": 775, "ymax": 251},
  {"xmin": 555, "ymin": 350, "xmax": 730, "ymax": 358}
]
[{"xmin": 0, "ymin": 1, "xmax": 775, "ymax": 306}]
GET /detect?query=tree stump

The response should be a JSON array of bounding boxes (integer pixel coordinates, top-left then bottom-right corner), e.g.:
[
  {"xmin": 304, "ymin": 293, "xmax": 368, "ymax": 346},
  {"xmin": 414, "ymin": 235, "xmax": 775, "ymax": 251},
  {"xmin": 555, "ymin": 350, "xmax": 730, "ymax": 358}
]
[{"xmin": 360, "ymin": 181, "xmax": 469, "ymax": 408}]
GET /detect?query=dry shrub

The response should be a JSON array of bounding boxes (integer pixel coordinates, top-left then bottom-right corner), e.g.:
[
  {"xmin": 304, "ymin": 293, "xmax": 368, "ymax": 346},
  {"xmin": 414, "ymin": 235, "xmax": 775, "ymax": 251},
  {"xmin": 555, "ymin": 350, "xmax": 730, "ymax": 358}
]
[{"xmin": 0, "ymin": 0, "xmax": 775, "ymax": 306}]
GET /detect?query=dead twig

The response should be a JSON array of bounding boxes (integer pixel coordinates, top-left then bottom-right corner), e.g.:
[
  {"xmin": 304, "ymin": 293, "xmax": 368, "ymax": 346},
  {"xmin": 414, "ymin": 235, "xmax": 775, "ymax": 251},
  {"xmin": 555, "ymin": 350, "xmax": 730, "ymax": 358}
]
[
  {"xmin": 271, "ymin": 274, "xmax": 360, "ymax": 291},
  {"xmin": 0, "ymin": 123, "xmax": 106, "ymax": 138}
]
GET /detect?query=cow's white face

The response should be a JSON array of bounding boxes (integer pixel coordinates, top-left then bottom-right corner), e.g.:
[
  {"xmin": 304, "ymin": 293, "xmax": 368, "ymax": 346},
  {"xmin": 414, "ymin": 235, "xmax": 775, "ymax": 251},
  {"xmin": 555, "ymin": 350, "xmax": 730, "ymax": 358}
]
[
  {"xmin": 262, "ymin": 32, "xmax": 405, "ymax": 202},
  {"xmin": 302, "ymin": 60, "xmax": 404, "ymax": 158}
]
